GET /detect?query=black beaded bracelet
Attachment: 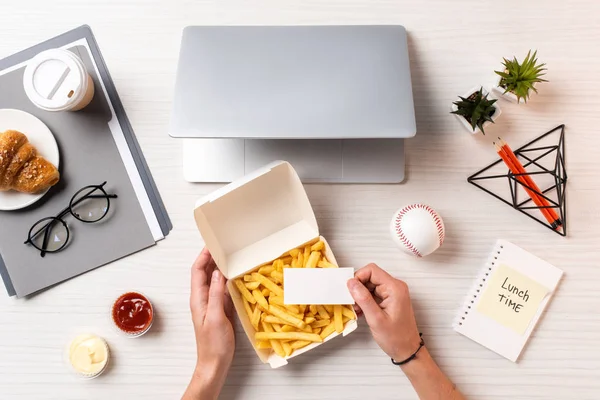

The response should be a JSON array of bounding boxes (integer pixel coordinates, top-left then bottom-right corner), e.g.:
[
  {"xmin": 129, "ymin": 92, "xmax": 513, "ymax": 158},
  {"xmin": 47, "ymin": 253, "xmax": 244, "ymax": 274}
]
[{"xmin": 391, "ymin": 333, "xmax": 424, "ymax": 366}]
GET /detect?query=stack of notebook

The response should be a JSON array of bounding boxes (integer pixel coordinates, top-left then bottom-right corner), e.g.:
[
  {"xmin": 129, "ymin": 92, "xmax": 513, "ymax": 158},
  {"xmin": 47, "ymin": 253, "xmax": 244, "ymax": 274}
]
[{"xmin": 0, "ymin": 26, "xmax": 171, "ymax": 298}]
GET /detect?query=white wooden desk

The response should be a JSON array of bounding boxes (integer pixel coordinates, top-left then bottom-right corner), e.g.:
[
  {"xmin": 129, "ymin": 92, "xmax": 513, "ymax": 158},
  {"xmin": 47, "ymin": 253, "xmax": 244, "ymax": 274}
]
[{"xmin": 1, "ymin": 1, "xmax": 600, "ymax": 399}]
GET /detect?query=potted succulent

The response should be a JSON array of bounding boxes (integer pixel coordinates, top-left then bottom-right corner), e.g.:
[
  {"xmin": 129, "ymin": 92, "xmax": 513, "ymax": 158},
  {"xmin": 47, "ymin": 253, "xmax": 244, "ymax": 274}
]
[
  {"xmin": 492, "ymin": 50, "xmax": 547, "ymax": 103},
  {"xmin": 451, "ymin": 87, "xmax": 501, "ymax": 135}
]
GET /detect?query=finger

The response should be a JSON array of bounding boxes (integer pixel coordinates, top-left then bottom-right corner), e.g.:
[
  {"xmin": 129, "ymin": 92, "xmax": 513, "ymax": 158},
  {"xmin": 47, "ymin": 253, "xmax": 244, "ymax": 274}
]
[
  {"xmin": 355, "ymin": 263, "xmax": 395, "ymax": 287},
  {"xmin": 373, "ymin": 284, "xmax": 391, "ymax": 302},
  {"xmin": 207, "ymin": 269, "xmax": 226, "ymax": 321},
  {"xmin": 353, "ymin": 304, "xmax": 363, "ymax": 317},
  {"xmin": 193, "ymin": 247, "xmax": 213, "ymax": 271},
  {"xmin": 190, "ymin": 249, "xmax": 212, "ymax": 321},
  {"xmin": 347, "ymin": 278, "xmax": 385, "ymax": 327},
  {"xmin": 364, "ymin": 281, "xmax": 377, "ymax": 293},
  {"xmin": 206, "ymin": 262, "xmax": 216, "ymax": 286},
  {"xmin": 224, "ymin": 287, "xmax": 234, "ymax": 321},
  {"xmin": 356, "ymin": 264, "xmax": 396, "ymax": 301}
]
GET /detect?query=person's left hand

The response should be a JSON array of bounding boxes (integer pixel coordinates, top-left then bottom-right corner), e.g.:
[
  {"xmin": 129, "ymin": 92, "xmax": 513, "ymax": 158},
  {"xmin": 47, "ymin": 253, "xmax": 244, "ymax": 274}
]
[{"xmin": 183, "ymin": 248, "xmax": 235, "ymax": 400}]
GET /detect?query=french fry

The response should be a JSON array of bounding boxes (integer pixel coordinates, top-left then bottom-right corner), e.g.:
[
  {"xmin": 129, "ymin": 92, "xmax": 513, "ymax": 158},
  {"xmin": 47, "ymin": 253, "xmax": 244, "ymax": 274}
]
[
  {"xmin": 282, "ymin": 341, "xmax": 293, "ymax": 357},
  {"xmin": 235, "ymin": 279, "xmax": 257, "ymax": 304},
  {"xmin": 257, "ymin": 341, "xmax": 271, "ymax": 350},
  {"xmin": 244, "ymin": 281, "xmax": 261, "ymax": 290},
  {"xmin": 320, "ymin": 321, "xmax": 336, "ymax": 339},
  {"xmin": 310, "ymin": 319, "xmax": 331, "ymax": 328},
  {"xmin": 281, "ymin": 256, "xmax": 293, "ymax": 265},
  {"xmin": 252, "ymin": 273, "xmax": 284, "ymax": 297},
  {"xmin": 268, "ymin": 295, "xmax": 284, "ymax": 307},
  {"xmin": 292, "ymin": 311, "xmax": 306, "ymax": 320},
  {"xmin": 252, "ymin": 289, "xmax": 269, "ymax": 311},
  {"xmin": 274, "ymin": 259, "xmax": 284, "ymax": 272},
  {"xmin": 262, "ymin": 321, "xmax": 285, "ymax": 357},
  {"xmin": 288, "ymin": 307, "xmax": 302, "ymax": 316},
  {"xmin": 266, "ymin": 313, "xmax": 316, "ymax": 327},
  {"xmin": 317, "ymin": 259, "xmax": 337, "ymax": 268},
  {"xmin": 235, "ymin": 242, "xmax": 355, "ymax": 360},
  {"xmin": 258, "ymin": 265, "xmax": 275, "ymax": 275},
  {"xmin": 269, "ymin": 305, "xmax": 306, "ymax": 329},
  {"xmin": 311, "ymin": 240, "xmax": 325, "ymax": 252},
  {"xmin": 303, "ymin": 246, "xmax": 311, "ymax": 267},
  {"xmin": 256, "ymin": 332, "xmax": 323, "ymax": 343},
  {"xmin": 334, "ymin": 305, "xmax": 343, "ymax": 333},
  {"xmin": 290, "ymin": 340, "xmax": 312, "ymax": 350},
  {"xmin": 251, "ymin": 306, "xmax": 262, "ymax": 330},
  {"xmin": 268, "ymin": 296, "xmax": 302, "ymax": 316},
  {"xmin": 306, "ymin": 251, "xmax": 321, "ymax": 269},
  {"xmin": 263, "ymin": 315, "xmax": 287, "ymax": 325},
  {"xmin": 241, "ymin": 293, "xmax": 254, "ymax": 322},
  {"xmin": 270, "ymin": 270, "xmax": 284, "ymax": 284},
  {"xmin": 342, "ymin": 306, "xmax": 356, "ymax": 320},
  {"xmin": 316, "ymin": 305, "xmax": 330, "ymax": 320}
]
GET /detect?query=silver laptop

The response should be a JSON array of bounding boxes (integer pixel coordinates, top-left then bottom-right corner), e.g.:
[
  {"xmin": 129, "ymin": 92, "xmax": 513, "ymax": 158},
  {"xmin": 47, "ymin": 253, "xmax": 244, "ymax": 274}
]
[{"xmin": 170, "ymin": 25, "xmax": 416, "ymax": 183}]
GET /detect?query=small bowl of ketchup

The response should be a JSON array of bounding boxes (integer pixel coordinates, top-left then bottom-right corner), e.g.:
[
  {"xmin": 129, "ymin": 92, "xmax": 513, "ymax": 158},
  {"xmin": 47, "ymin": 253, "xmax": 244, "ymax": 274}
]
[{"xmin": 111, "ymin": 292, "xmax": 154, "ymax": 337}]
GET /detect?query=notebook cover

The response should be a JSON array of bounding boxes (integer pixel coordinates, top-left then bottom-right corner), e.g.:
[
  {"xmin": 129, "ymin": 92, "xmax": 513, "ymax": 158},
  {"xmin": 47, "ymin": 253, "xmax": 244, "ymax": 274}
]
[{"xmin": 453, "ymin": 240, "xmax": 563, "ymax": 362}]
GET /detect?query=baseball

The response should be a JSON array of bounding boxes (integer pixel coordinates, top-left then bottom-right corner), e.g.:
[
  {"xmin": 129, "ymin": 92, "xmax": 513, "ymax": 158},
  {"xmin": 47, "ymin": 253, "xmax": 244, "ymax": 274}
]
[{"xmin": 390, "ymin": 204, "xmax": 445, "ymax": 257}]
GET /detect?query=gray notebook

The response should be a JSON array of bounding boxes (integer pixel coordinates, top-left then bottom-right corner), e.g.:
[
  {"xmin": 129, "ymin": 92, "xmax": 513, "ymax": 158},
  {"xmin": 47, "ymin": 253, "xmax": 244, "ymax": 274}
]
[{"xmin": 0, "ymin": 26, "xmax": 171, "ymax": 297}]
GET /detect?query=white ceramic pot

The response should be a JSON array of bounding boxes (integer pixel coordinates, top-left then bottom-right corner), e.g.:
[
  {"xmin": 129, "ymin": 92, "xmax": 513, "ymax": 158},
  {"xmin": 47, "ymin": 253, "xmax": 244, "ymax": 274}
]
[{"xmin": 452, "ymin": 86, "xmax": 502, "ymax": 135}]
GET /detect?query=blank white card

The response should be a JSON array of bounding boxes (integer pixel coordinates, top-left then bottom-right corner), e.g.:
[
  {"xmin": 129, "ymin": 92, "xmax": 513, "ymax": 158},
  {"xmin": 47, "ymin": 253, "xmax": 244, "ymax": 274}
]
[{"xmin": 284, "ymin": 268, "xmax": 355, "ymax": 305}]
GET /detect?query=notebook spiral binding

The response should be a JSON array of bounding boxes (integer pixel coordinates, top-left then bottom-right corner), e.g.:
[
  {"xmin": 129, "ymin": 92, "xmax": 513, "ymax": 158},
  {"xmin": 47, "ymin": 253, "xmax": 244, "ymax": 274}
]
[{"xmin": 452, "ymin": 241, "xmax": 505, "ymax": 329}]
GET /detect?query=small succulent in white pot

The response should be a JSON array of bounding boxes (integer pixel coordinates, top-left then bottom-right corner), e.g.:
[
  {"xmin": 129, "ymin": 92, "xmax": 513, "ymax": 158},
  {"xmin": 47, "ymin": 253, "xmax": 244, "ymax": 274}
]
[
  {"xmin": 451, "ymin": 87, "xmax": 501, "ymax": 135},
  {"xmin": 492, "ymin": 50, "xmax": 547, "ymax": 103}
]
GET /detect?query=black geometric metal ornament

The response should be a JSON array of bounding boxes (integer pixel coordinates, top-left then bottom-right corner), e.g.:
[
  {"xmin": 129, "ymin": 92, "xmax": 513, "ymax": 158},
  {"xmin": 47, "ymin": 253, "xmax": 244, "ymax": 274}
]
[{"xmin": 468, "ymin": 125, "xmax": 567, "ymax": 236}]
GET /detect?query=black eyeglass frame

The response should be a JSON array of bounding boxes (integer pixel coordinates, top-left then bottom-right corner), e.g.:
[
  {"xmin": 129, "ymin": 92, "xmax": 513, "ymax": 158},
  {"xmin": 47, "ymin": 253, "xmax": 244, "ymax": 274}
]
[{"xmin": 24, "ymin": 182, "xmax": 118, "ymax": 257}]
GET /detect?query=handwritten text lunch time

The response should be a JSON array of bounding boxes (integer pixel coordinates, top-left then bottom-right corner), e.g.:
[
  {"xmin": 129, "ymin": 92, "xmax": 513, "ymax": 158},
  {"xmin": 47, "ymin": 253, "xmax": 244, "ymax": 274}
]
[{"xmin": 497, "ymin": 277, "xmax": 530, "ymax": 313}]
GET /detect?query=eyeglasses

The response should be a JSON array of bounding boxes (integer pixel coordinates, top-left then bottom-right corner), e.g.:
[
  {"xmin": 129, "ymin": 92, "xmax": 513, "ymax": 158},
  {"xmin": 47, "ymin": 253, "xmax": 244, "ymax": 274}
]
[{"xmin": 25, "ymin": 182, "xmax": 118, "ymax": 257}]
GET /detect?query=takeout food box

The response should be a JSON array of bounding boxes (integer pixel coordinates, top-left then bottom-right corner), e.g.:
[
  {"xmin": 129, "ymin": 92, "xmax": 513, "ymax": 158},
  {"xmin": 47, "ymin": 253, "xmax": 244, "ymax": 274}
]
[{"xmin": 194, "ymin": 161, "xmax": 358, "ymax": 368}]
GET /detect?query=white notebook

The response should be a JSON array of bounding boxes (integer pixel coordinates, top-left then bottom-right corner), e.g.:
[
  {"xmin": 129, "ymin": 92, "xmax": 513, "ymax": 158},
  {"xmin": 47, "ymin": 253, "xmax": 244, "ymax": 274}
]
[{"xmin": 453, "ymin": 240, "xmax": 563, "ymax": 362}]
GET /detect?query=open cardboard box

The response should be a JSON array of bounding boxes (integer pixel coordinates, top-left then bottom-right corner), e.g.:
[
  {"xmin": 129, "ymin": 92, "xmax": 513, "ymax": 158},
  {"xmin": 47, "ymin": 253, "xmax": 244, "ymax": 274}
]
[{"xmin": 194, "ymin": 161, "xmax": 358, "ymax": 368}]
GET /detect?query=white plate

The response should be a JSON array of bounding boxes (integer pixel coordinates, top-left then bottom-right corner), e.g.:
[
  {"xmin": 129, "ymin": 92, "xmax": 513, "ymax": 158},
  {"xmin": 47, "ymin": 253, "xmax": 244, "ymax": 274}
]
[{"xmin": 0, "ymin": 109, "xmax": 60, "ymax": 211}]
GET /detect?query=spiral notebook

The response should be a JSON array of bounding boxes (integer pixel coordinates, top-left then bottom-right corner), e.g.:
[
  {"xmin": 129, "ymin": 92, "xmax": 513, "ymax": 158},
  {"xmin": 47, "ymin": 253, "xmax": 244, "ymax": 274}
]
[{"xmin": 453, "ymin": 240, "xmax": 563, "ymax": 362}]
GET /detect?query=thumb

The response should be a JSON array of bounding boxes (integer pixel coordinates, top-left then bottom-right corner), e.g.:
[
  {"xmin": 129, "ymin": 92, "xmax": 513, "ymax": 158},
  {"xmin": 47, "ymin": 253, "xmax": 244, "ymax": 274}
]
[
  {"xmin": 207, "ymin": 269, "xmax": 226, "ymax": 320},
  {"xmin": 347, "ymin": 278, "xmax": 385, "ymax": 327}
]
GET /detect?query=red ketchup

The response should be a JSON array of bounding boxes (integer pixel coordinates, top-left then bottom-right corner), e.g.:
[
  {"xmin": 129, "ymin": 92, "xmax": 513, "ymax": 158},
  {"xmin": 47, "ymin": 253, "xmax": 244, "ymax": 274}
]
[{"xmin": 112, "ymin": 292, "xmax": 154, "ymax": 336}]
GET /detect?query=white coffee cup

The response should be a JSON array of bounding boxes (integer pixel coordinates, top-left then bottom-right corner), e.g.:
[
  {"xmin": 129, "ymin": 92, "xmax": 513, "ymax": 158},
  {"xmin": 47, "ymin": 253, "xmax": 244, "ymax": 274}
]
[{"xmin": 23, "ymin": 49, "xmax": 95, "ymax": 112}]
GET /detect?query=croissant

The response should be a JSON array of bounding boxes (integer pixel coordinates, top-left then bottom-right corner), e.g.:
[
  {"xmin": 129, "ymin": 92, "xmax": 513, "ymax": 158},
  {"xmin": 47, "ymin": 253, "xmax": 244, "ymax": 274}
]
[{"xmin": 0, "ymin": 130, "xmax": 60, "ymax": 194}]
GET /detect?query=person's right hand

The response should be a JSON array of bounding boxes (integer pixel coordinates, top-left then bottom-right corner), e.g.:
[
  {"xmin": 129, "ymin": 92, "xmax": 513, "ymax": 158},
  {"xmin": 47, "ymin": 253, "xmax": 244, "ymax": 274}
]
[{"xmin": 347, "ymin": 263, "xmax": 422, "ymax": 362}]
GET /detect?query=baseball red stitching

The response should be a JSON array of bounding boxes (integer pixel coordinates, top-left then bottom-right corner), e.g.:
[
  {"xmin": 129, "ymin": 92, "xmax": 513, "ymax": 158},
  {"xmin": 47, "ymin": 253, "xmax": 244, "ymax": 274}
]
[{"xmin": 394, "ymin": 204, "xmax": 445, "ymax": 257}]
